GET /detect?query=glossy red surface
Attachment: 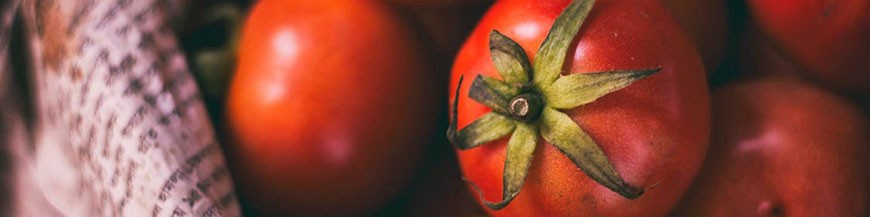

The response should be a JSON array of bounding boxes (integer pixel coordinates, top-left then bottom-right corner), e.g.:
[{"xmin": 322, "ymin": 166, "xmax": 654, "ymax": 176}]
[{"xmin": 225, "ymin": 0, "xmax": 439, "ymax": 216}]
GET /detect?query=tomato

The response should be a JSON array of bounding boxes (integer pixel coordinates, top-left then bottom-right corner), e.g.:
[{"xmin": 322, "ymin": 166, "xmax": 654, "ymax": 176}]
[
  {"xmin": 224, "ymin": 0, "xmax": 440, "ymax": 216},
  {"xmin": 658, "ymin": 0, "xmax": 728, "ymax": 74},
  {"xmin": 671, "ymin": 74, "xmax": 870, "ymax": 216},
  {"xmin": 448, "ymin": 0, "xmax": 709, "ymax": 216},
  {"xmin": 746, "ymin": 0, "xmax": 870, "ymax": 94}
]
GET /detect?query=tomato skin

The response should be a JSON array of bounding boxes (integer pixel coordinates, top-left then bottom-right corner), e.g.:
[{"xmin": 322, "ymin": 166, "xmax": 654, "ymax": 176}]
[
  {"xmin": 747, "ymin": 0, "xmax": 870, "ymax": 94},
  {"xmin": 449, "ymin": 0, "xmax": 709, "ymax": 216},
  {"xmin": 671, "ymin": 75, "xmax": 869, "ymax": 217},
  {"xmin": 225, "ymin": 0, "xmax": 438, "ymax": 216}
]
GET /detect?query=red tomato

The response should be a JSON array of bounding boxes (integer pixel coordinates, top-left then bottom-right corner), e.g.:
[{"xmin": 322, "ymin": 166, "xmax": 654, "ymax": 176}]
[
  {"xmin": 671, "ymin": 74, "xmax": 870, "ymax": 216},
  {"xmin": 658, "ymin": 0, "xmax": 728, "ymax": 73},
  {"xmin": 747, "ymin": 0, "xmax": 870, "ymax": 94},
  {"xmin": 225, "ymin": 0, "xmax": 439, "ymax": 216},
  {"xmin": 449, "ymin": 0, "xmax": 709, "ymax": 216}
]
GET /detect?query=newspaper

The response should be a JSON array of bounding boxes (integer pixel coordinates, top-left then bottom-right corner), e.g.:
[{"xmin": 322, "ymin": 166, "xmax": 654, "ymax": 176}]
[{"xmin": 4, "ymin": 0, "xmax": 242, "ymax": 216}]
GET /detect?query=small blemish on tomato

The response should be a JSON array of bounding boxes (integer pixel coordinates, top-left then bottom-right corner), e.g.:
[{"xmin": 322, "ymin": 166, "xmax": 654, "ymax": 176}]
[{"xmin": 581, "ymin": 194, "xmax": 597, "ymax": 209}]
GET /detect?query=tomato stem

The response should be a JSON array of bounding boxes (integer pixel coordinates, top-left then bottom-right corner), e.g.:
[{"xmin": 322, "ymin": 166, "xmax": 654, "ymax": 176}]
[{"xmin": 509, "ymin": 93, "xmax": 543, "ymax": 122}]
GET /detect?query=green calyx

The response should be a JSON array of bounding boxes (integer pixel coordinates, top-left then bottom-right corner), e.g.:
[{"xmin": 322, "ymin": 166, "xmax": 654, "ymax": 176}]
[{"xmin": 447, "ymin": 0, "xmax": 660, "ymax": 210}]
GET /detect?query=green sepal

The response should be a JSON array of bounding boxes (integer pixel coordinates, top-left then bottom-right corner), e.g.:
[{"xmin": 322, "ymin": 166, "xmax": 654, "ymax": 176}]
[
  {"xmin": 448, "ymin": 76, "xmax": 518, "ymax": 150},
  {"xmin": 489, "ymin": 30, "xmax": 532, "ymax": 85},
  {"xmin": 532, "ymin": 0, "xmax": 595, "ymax": 90},
  {"xmin": 481, "ymin": 75, "xmax": 522, "ymax": 99},
  {"xmin": 543, "ymin": 68, "xmax": 660, "ymax": 109},
  {"xmin": 538, "ymin": 107, "xmax": 643, "ymax": 198},
  {"xmin": 469, "ymin": 75, "xmax": 516, "ymax": 115},
  {"xmin": 480, "ymin": 123, "xmax": 538, "ymax": 210},
  {"xmin": 449, "ymin": 112, "xmax": 517, "ymax": 150}
]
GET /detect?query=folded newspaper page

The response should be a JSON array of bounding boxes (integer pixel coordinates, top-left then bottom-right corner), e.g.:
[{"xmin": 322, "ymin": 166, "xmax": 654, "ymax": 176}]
[{"xmin": 4, "ymin": 0, "xmax": 242, "ymax": 216}]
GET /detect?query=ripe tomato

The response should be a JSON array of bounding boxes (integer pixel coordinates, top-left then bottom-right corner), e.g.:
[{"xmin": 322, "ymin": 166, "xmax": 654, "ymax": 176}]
[
  {"xmin": 225, "ymin": 0, "xmax": 439, "ymax": 216},
  {"xmin": 448, "ymin": 0, "xmax": 709, "ymax": 216},
  {"xmin": 747, "ymin": 0, "xmax": 870, "ymax": 94},
  {"xmin": 671, "ymin": 74, "xmax": 870, "ymax": 217}
]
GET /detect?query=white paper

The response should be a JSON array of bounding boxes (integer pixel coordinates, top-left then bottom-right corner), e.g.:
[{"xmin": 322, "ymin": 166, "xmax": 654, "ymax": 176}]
[{"xmin": 13, "ymin": 0, "xmax": 242, "ymax": 216}]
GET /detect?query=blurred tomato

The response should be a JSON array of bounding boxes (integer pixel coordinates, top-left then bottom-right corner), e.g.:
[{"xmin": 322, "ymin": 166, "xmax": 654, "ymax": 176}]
[
  {"xmin": 225, "ymin": 0, "xmax": 440, "ymax": 216},
  {"xmin": 747, "ymin": 0, "xmax": 870, "ymax": 94},
  {"xmin": 671, "ymin": 66, "xmax": 870, "ymax": 216}
]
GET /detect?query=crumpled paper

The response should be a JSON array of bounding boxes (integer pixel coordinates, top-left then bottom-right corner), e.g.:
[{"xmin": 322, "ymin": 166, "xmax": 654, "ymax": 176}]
[{"xmin": 2, "ymin": 0, "xmax": 241, "ymax": 216}]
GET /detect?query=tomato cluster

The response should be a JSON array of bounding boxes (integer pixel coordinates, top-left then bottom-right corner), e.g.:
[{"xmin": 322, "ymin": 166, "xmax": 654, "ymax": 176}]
[{"xmin": 181, "ymin": 0, "xmax": 869, "ymax": 216}]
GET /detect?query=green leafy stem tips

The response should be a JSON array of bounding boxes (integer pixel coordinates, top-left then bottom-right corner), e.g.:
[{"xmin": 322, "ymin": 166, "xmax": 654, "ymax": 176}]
[{"xmin": 446, "ymin": 0, "xmax": 661, "ymax": 210}]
